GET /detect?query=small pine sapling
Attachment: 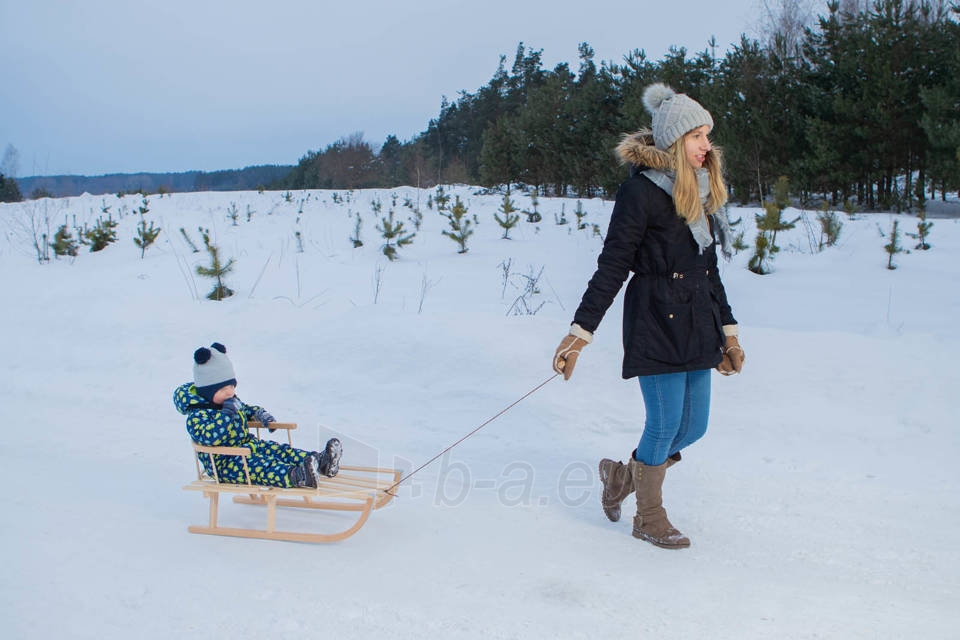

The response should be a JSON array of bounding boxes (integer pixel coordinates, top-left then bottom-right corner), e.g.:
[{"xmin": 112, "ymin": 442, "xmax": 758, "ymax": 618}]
[
  {"xmin": 884, "ymin": 219, "xmax": 904, "ymax": 270},
  {"xmin": 574, "ymin": 200, "xmax": 588, "ymax": 229},
  {"xmin": 732, "ymin": 229, "xmax": 749, "ymax": 253},
  {"xmin": 764, "ymin": 176, "xmax": 800, "ymax": 251},
  {"xmin": 133, "ymin": 196, "xmax": 161, "ymax": 259},
  {"xmin": 52, "ymin": 223, "xmax": 79, "ymax": 258},
  {"xmin": 350, "ymin": 211, "xmax": 363, "ymax": 248},
  {"xmin": 434, "ymin": 185, "xmax": 450, "ymax": 212},
  {"xmin": 725, "ymin": 215, "xmax": 747, "ymax": 254},
  {"xmin": 377, "ymin": 206, "xmax": 415, "ymax": 261},
  {"xmin": 227, "ymin": 202, "xmax": 239, "ymax": 226},
  {"xmin": 816, "ymin": 202, "xmax": 843, "ymax": 251},
  {"xmin": 554, "ymin": 202, "xmax": 568, "ymax": 226},
  {"xmin": 83, "ymin": 216, "xmax": 119, "ymax": 252},
  {"xmin": 402, "ymin": 196, "xmax": 424, "ymax": 230},
  {"xmin": 494, "ymin": 192, "xmax": 520, "ymax": 239},
  {"xmin": 196, "ymin": 228, "xmax": 235, "ymax": 300},
  {"xmin": 747, "ymin": 232, "xmax": 771, "ymax": 274},
  {"xmin": 246, "ymin": 205, "xmax": 254, "ymax": 222},
  {"xmin": 907, "ymin": 208, "xmax": 933, "ymax": 250},
  {"xmin": 524, "ymin": 191, "xmax": 542, "ymax": 223},
  {"xmin": 441, "ymin": 195, "xmax": 475, "ymax": 254}
]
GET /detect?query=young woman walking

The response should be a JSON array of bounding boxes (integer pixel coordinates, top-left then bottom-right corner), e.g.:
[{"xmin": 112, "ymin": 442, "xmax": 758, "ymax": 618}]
[{"xmin": 553, "ymin": 84, "xmax": 745, "ymax": 549}]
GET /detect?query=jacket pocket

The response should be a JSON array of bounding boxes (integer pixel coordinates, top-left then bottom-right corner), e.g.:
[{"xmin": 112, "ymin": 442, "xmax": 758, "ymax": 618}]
[{"xmin": 641, "ymin": 301, "xmax": 701, "ymax": 365}]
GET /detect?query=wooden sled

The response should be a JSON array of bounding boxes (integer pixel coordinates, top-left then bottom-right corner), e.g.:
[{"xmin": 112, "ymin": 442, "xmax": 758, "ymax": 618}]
[{"xmin": 184, "ymin": 421, "xmax": 400, "ymax": 543}]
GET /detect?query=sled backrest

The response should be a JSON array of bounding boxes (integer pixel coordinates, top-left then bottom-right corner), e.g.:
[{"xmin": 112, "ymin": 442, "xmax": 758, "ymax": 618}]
[{"xmin": 190, "ymin": 421, "xmax": 299, "ymax": 485}]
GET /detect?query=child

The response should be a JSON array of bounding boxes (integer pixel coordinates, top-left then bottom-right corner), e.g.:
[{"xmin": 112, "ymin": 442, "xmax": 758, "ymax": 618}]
[{"xmin": 173, "ymin": 342, "xmax": 341, "ymax": 488}]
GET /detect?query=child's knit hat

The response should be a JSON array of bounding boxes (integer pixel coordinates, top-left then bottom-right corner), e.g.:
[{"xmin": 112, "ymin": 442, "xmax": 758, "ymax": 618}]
[
  {"xmin": 643, "ymin": 83, "xmax": 714, "ymax": 150},
  {"xmin": 193, "ymin": 342, "xmax": 237, "ymax": 402}
]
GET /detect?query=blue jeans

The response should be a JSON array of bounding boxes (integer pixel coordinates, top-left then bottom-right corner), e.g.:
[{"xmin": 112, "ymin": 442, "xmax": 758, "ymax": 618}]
[{"xmin": 634, "ymin": 370, "xmax": 711, "ymax": 466}]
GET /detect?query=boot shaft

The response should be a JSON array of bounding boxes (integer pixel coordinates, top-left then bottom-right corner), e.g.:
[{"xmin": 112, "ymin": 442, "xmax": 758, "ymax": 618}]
[{"xmin": 629, "ymin": 459, "xmax": 690, "ymax": 549}]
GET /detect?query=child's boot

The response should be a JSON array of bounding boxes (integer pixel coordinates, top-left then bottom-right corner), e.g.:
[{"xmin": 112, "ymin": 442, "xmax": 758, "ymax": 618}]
[
  {"xmin": 288, "ymin": 456, "xmax": 319, "ymax": 488},
  {"xmin": 318, "ymin": 438, "xmax": 342, "ymax": 478}
]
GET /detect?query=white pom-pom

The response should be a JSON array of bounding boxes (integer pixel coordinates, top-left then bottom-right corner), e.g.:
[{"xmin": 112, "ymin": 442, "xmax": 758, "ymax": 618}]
[{"xmin": 642, "ymin": 83, "xmax": 675, "ymax": 115}]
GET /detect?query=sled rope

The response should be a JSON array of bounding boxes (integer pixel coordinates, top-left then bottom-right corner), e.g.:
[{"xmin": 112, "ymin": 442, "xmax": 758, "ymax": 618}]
[{"xmin": 383, "ymin": 373, "xmax": 559, "ymax": 495}]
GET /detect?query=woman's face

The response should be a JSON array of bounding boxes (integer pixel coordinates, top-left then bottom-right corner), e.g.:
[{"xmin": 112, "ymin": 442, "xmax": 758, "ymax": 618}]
[{"xmin": 683, "ymin": 125, "xmax": 712, "ymax": 169}]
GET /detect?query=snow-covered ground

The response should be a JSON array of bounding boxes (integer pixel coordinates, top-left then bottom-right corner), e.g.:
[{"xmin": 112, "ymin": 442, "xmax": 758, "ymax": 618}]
[{"xmin": 1, "ymin": 186, "xmax": 957, "ymax": 639}]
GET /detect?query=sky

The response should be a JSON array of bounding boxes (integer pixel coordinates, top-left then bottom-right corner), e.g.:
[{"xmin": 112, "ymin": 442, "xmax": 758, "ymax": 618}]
[{"xmin": 1, "ymin": 0, "xmax": 763, "ymax": 177}]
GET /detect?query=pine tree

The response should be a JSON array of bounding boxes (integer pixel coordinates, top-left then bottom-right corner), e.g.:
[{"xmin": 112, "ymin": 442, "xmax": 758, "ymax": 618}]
[
  {"xmin": 376, "ymin": 206, "xmax": 415, "ymax": 261},
  {"xmin": 494, "ymin": 192, "xmax": 520, "ymax": 239},
  {"xmin": 83, "ymin": 217, "xmax": 119, "ymax": 252},
  {"xmin": 573, "ymin": 200, "xmax": 588, "ymax": 229},
  {"xmin": 523, "ymin": 191, "xmax": 542, "ymax": 223},
  {"xmin": 884, "ymin": 219, "xmax": 904, "ymax": 270},
  {"xmin": 816, "ymin": 202, "xmax": 843, "ymax": 250},
  {"xmin": 133, "ymin": 196, "xmax": 161, "ymax": 258},
  {"xmin": 196, "ymin": 228, "xmax": 235, "ymax": 300},
  {"xmin": 441, "ymin": 195, "xmax": 475, "ymax": 254},
  {"xmin": 748, "ymin": 232, "xmax": 771, "ymax": 275},
  {"xmin": 350, "ymin": 211, "xmax": 363, "ymax": 248},
  {"xmin": 52, "ymin": 223, "xmax": 79, "ymax": 257},
  {"xmin": 907, "ymin": 207, "xmax": 933, "ymax": 250},
  {"xmin": 434, "ymin": 185, "xmax": 451, "ymax": 212},
  {"xmin": 0, "ymin": 173, "xmax": 23, "ymax": 203},
  {"xmin": 750, "ymin": 176, "xmax": 800, "ymax": 272}
]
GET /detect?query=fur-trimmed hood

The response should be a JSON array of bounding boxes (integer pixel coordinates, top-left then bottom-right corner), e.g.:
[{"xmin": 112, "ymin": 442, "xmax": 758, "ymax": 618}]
[{"xmin": 616, "ymin": 129, "xmax": 674, "ymax": 172}]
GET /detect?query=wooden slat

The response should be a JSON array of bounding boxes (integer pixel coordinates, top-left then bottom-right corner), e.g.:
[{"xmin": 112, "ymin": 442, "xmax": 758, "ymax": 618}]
[
  {"xmin": 192, "ymin": 444, "xmax": 251, "ymax": 457},
  {"xmin": 248, "ymin": 421, "xmax": 297, "ymax": 431}
]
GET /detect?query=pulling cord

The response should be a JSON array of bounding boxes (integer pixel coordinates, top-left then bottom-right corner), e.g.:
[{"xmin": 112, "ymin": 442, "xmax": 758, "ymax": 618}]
[{"xmin": 382, "ymin": 373, "xmax": 560, "ymax": 495}]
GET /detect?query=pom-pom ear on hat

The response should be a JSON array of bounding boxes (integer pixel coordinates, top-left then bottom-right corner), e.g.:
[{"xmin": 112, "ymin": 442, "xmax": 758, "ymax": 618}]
[
  {"xmin": 192, "ymin": 342, "xmax": 237, "ymax": 402},
  {"xmin": 641, "ymin": 82, "xmax": 714, "ymax": 150},
  {"xmin": 642, "ymin": 83, "xmax": 676, "ymax": 115}
]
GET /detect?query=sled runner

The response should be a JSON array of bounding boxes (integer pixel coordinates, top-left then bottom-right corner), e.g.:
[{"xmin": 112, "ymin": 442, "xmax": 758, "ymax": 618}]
[{"xmin": 183, "ymin": 421, "xmax": 400, "ymax": 543}]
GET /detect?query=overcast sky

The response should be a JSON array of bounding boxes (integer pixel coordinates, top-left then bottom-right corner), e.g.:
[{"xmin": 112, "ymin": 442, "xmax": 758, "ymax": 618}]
[{"xmin": 1, "ymin": 0, "xmax": 764, "ymax": 177}]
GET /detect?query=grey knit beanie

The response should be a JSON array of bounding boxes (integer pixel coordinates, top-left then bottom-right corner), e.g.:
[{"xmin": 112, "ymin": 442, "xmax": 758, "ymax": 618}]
[
  {"xmin": 193, "ymin": 342, "xmax": 237, "ymax": 402},
  {"xmin": 643, "ymin": 83, "xmax": 714, "ymax": 150}
]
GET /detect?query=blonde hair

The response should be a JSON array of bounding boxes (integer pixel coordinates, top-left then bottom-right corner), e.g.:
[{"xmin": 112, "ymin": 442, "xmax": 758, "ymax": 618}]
[{"xmin": 668, "ymin": 137, "xmax": 728, "ymax": 224}]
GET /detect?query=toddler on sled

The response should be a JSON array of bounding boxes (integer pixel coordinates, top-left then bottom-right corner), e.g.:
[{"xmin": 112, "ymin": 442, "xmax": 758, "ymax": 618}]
[{"xmin": 173, "ymin": 342, "xmax": 341, "ymax": 488}]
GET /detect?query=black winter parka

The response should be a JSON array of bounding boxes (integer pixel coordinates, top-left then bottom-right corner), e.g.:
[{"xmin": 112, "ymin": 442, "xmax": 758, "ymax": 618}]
[{"xmin": 572, "ymin": 137, "xmax": 736, "ymax": 379}]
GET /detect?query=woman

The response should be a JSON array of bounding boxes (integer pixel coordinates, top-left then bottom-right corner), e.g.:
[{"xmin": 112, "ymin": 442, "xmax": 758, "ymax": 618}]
[{"xmin": 552, "ymin": 84, "xmax": 745, "ymax": 549}]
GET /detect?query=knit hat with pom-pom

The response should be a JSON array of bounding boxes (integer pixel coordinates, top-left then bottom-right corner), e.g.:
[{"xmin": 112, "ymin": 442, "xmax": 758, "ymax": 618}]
[
  {"xmin": 193, "ymin": 342, "xmax": 237, "ymax": 402},
  {"xmin": 643, "ymin": 83, "xmax": 713, "ymax": 150}
]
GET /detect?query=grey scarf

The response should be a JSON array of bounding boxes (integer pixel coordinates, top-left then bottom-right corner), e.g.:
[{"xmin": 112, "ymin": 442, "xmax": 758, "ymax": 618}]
[{"xmin": 641, "ymin": 168, "xmax": 733, "ymax": 260}]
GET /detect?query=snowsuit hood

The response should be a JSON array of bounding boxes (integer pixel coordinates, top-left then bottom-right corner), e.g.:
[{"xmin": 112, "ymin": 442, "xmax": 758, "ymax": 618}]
[{"xmin": 173, "ymin": 382, "xmax": 213, "ymax": 415}]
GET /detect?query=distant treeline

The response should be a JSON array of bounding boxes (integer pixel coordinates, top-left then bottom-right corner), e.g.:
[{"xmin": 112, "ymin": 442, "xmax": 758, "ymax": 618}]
[
  {"xmin": 15, "ymin": 164, "xmax": 293, "ymax": 199},
  {"xmin": 279, "ymin": 0, "xmax": 960, "ymax": 210}
]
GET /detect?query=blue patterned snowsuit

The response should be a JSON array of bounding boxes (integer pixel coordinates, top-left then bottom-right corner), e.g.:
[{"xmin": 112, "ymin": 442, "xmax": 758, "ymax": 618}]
[{"xmin": 173, "ymin": 382, "xmax": 310, "ymax": 488}]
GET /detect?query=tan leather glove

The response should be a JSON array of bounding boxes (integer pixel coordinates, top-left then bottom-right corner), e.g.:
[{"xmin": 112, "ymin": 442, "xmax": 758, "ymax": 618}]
[
  {"xmin": 553, "ymin": 324, "xmax": 593, "ymax": 380},
  {"xmin": 716, "ymin": 331, "xmax": 745, "ymax": 376}
]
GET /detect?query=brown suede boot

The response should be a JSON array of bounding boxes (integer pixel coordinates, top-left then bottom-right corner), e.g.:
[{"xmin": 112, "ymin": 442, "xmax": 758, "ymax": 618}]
[
  {"xmin": 600, "ymin": 451, "xmax": 681, "ymax": 522},
  {"xmin": 629, "ymin": 459, "xmax": 690, "ymax": 549},
  {"xmin": 599, "ymin": 458, "xmax": 633, "ymax": 522}
]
